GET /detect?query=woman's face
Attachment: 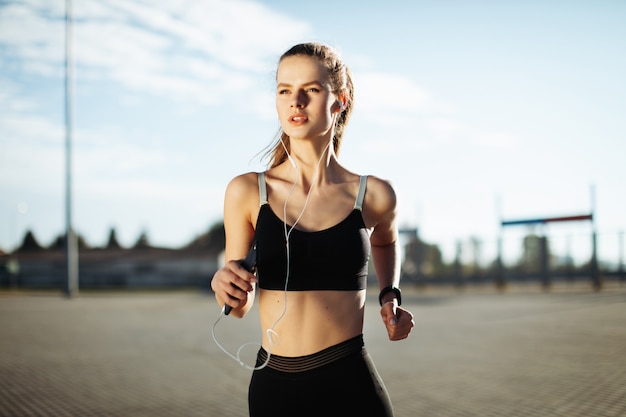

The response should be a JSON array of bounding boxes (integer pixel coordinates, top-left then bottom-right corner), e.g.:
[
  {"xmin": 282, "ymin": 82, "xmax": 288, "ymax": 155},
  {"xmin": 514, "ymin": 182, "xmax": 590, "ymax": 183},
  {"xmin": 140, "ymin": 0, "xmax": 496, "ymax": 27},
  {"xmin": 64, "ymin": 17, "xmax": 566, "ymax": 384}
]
[{"xmin": 275, "ymin": 55, "xmax": 339, "ymax": 143}]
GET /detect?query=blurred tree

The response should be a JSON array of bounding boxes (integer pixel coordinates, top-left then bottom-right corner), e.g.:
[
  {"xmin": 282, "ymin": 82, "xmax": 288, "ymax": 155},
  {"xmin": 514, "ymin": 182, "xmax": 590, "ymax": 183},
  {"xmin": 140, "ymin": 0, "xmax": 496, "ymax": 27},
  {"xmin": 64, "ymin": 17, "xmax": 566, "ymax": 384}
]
[
  {"xmin": 16, "ymin": 229, "xmax": 43, "ymax": 252},
  {"xmin": 403, "ymin": 236, "xmax": 445, "ymax": 279},
  {"xmin": 186, "ymin": 221, "xmax": 225, "ymax": 255},
  {"xmin": 48, "ymin": 232, "xmax": 89, "ymax": 250},
  {"xmin": 469, "ymin": 236, "xmax": 482, "ymax": 277},
  {"xmin": 106, "ymin": 227, "xmax": 122, "ymax": 249},
  {"xmin": 133, "ymin": 230, "xmax": 151, "ymax": 249}
]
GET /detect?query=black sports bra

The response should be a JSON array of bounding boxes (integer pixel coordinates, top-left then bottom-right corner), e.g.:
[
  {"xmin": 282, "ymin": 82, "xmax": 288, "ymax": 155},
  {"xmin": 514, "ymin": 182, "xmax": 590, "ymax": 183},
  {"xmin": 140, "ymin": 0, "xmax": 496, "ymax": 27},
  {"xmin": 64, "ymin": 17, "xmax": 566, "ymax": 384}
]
[{"xmin": 254, "ymin": 173, "xmax": 371, "ymax": 291}]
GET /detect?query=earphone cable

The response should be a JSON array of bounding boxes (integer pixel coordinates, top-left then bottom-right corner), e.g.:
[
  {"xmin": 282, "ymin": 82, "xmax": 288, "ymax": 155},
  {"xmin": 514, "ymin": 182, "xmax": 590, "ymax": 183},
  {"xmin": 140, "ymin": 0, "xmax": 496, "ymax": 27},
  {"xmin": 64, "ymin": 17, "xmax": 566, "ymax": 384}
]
[{"xmin": 212, "ymin": 140, "xmax": 331, "ymax": 370}]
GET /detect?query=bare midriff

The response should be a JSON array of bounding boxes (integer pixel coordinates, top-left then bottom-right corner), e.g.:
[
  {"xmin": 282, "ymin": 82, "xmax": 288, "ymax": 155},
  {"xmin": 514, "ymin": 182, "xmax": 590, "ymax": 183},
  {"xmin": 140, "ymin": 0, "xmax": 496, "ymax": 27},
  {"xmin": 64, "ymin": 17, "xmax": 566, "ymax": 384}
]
[{"xmin": 258, "ymin": 288, "xmax": 366, "ymax": 357}]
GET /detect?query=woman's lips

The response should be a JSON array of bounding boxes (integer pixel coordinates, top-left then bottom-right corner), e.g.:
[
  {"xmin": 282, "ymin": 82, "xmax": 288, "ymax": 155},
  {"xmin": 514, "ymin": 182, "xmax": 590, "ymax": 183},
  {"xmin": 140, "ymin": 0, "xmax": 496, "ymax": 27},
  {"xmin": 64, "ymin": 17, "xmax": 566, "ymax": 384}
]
[{"xmin": 289, "ymin": 113, "xmax": 308, "ymax": 125}]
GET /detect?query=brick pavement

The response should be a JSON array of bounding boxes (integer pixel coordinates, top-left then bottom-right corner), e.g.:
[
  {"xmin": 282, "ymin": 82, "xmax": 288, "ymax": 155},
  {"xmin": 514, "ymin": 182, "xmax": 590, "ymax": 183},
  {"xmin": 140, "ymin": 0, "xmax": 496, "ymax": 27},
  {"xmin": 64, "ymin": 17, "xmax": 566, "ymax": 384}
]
[{"xmin": 0, "ymin": 286, "xmax": 625, "ymax": 417}]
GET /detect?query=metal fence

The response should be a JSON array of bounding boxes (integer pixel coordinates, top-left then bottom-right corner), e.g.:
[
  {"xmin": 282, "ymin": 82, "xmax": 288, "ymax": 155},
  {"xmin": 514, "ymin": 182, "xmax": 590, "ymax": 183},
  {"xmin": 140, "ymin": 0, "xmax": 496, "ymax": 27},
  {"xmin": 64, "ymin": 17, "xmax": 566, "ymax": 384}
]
[{"xmin": 400, "ymin": 229, "xmax": 625, "ymax": 290}]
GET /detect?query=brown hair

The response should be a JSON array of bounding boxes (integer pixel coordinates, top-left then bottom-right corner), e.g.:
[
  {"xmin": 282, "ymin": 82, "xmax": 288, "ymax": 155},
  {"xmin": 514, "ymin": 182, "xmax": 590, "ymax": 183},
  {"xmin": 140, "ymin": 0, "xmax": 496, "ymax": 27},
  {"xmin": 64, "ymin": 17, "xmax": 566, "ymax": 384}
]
[{"xmin": 264, "ymin": 42, "xmax": 354, "ymax": 168}]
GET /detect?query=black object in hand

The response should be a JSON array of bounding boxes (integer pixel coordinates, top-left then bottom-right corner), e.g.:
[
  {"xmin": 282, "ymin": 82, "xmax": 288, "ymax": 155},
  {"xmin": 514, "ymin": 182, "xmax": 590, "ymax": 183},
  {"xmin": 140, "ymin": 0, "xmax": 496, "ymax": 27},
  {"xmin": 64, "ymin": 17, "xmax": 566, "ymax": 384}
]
[{"xmin": 224, "ymin": 241, "xmax": 257, "ymax": 316}]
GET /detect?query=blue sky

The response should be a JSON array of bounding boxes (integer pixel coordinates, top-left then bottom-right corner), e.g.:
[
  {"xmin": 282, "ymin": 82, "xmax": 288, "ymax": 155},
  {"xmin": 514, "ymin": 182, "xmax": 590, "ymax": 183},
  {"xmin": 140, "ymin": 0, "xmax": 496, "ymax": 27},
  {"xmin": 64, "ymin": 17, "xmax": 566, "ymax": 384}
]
[{"xmin": 1, "ymin": 0, "xmax": 625, "ymax": 263}]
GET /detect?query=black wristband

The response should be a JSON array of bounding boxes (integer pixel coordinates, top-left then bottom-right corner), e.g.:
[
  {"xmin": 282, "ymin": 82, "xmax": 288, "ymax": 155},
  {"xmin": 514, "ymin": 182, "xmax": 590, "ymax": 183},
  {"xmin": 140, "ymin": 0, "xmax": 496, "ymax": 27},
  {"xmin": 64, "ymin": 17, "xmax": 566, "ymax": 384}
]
[{"xmin": 378, "ymin": 286, "xmax": 402, "ymax": 306}]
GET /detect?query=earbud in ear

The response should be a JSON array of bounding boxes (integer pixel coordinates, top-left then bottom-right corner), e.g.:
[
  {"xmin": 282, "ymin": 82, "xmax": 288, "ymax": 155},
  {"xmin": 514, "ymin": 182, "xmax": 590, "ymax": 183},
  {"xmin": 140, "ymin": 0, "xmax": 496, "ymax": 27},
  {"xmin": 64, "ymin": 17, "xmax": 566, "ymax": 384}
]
[{"xmin": 337, "ymin": 100, "xmax": 344, "ymax": 113}]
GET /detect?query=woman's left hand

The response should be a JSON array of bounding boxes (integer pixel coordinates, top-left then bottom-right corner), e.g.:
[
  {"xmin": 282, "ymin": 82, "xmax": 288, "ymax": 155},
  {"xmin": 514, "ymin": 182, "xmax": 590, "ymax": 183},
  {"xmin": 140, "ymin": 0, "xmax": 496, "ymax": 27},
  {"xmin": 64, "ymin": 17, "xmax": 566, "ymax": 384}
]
[{"xmin": 380, "ymin": 301, "xmax": 414, "ymax": 341}]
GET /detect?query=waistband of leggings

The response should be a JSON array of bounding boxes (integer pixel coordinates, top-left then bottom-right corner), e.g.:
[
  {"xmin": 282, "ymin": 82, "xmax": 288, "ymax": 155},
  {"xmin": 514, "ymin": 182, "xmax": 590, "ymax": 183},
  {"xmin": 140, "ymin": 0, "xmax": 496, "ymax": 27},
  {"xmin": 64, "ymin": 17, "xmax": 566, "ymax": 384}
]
[{"xmin": 256, "ymin": 334, "xmax": 364, "ymax": 373}]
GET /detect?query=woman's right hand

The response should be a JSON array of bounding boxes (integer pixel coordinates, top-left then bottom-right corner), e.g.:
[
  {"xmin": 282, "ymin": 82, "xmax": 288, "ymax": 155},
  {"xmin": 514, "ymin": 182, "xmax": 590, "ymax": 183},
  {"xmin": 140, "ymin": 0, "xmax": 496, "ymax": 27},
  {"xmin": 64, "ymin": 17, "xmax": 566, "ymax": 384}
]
[{"xmin": 211, "ymin": 260, "xmax": 257, "ymax": 314}]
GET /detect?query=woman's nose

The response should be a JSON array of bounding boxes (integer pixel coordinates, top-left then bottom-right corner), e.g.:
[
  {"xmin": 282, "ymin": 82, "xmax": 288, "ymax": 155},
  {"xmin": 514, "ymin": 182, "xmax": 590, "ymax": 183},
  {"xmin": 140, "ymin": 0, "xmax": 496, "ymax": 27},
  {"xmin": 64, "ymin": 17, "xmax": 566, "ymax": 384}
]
[{"xmin": 291, "ymin": 91, "xmax": 307, "ymax": 108}]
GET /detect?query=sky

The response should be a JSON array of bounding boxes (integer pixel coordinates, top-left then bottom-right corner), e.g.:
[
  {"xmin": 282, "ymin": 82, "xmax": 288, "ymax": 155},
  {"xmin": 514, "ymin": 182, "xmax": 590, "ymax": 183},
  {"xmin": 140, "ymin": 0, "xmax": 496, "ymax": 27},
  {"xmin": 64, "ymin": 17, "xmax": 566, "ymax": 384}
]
[{"xmin": 1, "ymin": 0, "xmax": 625, "ymax": 264}]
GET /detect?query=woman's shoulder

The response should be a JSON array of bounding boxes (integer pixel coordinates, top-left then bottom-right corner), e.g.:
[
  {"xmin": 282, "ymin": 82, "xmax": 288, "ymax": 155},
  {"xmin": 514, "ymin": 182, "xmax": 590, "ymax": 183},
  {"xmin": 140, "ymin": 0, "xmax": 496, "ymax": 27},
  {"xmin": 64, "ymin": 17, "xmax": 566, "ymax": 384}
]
[
  {"xmin": 227, "ymin": 171, "xmax": 260, "ymax": 186},
  {"xmin": 339, "ymin": 167, "xmax": 396, "ymax": 212},
  {"xmin": 364, "ymin": 175, "xmax": 397, "ymax": 204},
  {"xmin": 225, "ymin": 171, "xmax": 262, "ymax": 203},
  {"xmin": 361, "ymin": 175, "xmax": 397, "ymax": 225}
]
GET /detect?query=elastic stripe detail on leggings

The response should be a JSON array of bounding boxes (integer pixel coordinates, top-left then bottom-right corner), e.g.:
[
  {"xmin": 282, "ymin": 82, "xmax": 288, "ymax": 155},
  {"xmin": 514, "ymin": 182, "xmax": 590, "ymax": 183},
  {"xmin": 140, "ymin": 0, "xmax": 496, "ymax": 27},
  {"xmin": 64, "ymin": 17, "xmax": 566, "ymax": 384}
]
[{"xmin": 257, "ymin": 334, "xmax": 364, "ymax": 373}]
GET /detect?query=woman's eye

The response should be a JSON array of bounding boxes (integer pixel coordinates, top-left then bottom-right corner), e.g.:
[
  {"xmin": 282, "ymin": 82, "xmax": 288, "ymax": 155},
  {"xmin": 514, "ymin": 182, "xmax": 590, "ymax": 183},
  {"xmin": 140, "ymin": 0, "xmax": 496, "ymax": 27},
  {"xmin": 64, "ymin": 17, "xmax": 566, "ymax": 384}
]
[
  {"xmin": 278, "ymin": 89, "xmax": 290, "ymax": 95},
  {"xmin": 307, "ymin": 88, "xmax": 320, "ymax": 93}
]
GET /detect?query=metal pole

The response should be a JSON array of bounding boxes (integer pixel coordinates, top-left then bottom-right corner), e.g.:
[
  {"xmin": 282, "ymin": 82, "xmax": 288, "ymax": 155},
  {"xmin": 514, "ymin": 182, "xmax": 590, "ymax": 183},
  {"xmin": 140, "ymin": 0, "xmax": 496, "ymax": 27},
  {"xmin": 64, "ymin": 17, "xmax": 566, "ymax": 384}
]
[
  {"xmin": 65, "ymin": 0, "xmax": 78, "ymax": 297},
  {"xmin": 590, "ymin": 184, "xmax": 600, "ymax": 291},
  {"xmin": 495, "ymin": 194, "xmax": 505, "ymax": 290},
  {"xmin": 454, "ymin": 239, "xmax": 464, "ymax": 290},
  {"xmin": 565, "ymin": 234, "xmax": 574, "ymax": 283},
  {"xmin": 540, "ymin": 235, "xmax": 550, "ymax": 290},
  {"xmin": 619, "ymin": 230, "xmax": 624, "ymax": 284}
]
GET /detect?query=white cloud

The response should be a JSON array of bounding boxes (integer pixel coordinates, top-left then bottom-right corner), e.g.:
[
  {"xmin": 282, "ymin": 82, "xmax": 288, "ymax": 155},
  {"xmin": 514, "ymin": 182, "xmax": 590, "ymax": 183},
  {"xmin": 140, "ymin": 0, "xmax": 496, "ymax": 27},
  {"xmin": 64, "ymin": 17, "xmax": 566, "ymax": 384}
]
[
  {"xmin": 475, "ymin": 132, "xmax": 517, "ymax": 147},
  {"xmin": 0, "ymin": 0, "xmax": 531, "ymax": 250},
  {"xmin": 425, "ymin": 117, "xmax": 468, "ymax": 136},
  {"xmin": 351, "ymin": 73, "xmax": 518, "ymax": 151},
  {"xmin": 354, "ymin": 72, "xmax": 435, "ymax": 122},
  {"xmin": 0, "ymin": 0, "xmax": 311, "ymax": 108},
  {"xmin": 0, "ymin": 2, "xmax": 65, "ymax": 76},
  {"xmin": 2, "ymin": 1, "xmax": 514, "ymax": 147}
]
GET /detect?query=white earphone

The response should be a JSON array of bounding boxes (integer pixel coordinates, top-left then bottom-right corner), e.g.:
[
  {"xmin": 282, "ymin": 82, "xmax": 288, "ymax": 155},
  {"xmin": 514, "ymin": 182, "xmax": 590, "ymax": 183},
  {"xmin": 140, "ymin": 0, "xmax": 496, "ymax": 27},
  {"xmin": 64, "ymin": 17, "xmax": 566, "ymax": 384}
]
[{"xmin": 212, "ymin": 138, "xmax": 332, "ymax": 370}]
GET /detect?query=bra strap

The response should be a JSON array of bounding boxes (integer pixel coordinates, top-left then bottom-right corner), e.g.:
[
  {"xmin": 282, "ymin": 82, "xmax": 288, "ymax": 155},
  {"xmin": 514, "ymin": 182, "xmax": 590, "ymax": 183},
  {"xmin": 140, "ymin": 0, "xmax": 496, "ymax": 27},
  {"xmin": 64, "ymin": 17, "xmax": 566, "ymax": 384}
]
[
  {"xmin": 354, "ymin": 175, "xmax": 368, "ymax": 211},
  {"xmin": 258, "ymin": 172, "xmax": 268, "ymax": 206}
]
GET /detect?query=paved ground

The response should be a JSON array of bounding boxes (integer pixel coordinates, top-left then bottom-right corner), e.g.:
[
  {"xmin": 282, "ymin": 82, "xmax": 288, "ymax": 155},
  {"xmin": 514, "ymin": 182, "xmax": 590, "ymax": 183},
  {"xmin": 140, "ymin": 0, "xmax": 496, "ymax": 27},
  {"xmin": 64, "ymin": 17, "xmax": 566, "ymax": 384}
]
[{"xmin": 1, "ymin": 284, "xmax": 625, "ymax": 417}]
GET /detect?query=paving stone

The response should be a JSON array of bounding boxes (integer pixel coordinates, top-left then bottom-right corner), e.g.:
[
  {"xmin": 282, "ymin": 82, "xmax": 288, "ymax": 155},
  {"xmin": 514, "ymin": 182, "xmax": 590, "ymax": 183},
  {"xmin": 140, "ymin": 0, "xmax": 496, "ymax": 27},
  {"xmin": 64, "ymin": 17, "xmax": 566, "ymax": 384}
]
[{"xmin": 0, "ymin": 286, "xmax": 624, "ymax": 417}]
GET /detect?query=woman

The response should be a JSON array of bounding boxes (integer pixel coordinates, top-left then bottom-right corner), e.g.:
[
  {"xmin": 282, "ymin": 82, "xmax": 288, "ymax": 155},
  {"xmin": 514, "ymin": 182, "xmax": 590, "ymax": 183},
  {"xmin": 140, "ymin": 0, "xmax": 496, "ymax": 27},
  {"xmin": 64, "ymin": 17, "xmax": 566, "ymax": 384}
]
[{"xmin": 211, "ymin": 42, "xmax": 414, "ymax": 417}]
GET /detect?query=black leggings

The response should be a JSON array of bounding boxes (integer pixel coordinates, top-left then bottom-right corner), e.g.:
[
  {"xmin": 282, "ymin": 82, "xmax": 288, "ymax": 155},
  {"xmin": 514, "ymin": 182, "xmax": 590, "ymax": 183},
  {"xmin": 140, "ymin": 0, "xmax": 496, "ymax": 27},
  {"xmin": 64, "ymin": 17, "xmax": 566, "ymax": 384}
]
[{"xmin": 248, "ymin": 335, "xmax": 394, "ymax": 417}]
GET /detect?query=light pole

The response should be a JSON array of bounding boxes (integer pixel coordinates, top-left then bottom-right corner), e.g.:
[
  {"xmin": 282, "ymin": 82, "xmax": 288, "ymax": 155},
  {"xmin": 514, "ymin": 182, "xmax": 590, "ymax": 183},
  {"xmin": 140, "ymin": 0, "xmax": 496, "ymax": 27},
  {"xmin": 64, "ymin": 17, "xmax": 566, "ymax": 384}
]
[{"xmin": 65, "ymin": 0, "xmax": 78, "ymax": 297}]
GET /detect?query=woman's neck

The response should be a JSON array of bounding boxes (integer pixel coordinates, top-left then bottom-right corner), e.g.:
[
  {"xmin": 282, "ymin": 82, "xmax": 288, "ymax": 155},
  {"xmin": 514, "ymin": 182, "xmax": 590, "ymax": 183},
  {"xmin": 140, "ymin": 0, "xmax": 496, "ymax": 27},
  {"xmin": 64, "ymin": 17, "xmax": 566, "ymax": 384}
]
[{"xmin": 280, "ymin": 145, "xmax": 340, "ymax": 192}]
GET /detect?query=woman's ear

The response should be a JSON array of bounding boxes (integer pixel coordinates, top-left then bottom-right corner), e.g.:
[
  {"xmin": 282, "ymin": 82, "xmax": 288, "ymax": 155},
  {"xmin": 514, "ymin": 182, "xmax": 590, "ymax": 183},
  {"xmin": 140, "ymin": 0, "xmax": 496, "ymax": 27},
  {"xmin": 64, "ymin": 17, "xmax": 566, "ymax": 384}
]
[{"xmin": 335, "ymin": 90, "xmax": 349, "ymax": 113}]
